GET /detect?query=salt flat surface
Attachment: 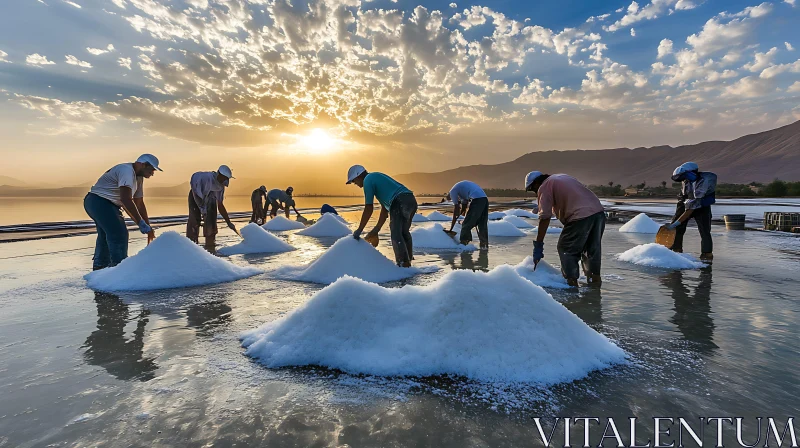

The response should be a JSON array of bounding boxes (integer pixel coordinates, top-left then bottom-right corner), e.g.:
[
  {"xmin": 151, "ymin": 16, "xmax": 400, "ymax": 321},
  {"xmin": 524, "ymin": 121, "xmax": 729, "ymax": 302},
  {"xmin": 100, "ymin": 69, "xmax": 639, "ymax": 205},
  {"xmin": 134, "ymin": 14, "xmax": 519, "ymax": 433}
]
[
  {"xmin": 513, "ymin": 257, "xmax": 571, "ymax": 289},
  {"xmin": 502, "ymin": 215, "xmax": 534, "ymax": 229},
  {"xmin": 262, "ymin": 216, "xmax": 306, "ymax": 231},
  {"xmin": 85, "ymin": 231, "xmax": 263, "ymax": 291},
  {"xmin": 425, "ymin": 211, "xmax": 451, "ymax": 221},
  {"xmin": 503, "ymin": 209, "xmax": 537, "ymax": 218},
  {"xmin": 218, "ymin": 223, "xmax": 295, "ymax": 255},
  {"xmin": 619, "ymin": 213, "xmax": 662, "ymax": 234},
  {"xmin": 241, "ymin": 265, "xmax": 627, "ymax": 384},
  {"xmin": 412, "ymin": 214, "xmax": 430, "ymax": 223},
  {"xmin": 616, "ymin": 243, "xmax": 706, "ymax": 269},
  {"xmin": 611, "ymin": 203, "xmax": 800, "ymax": 221},
  {"xmin": 271, "ymin": 236, "xmax": 437, "ymax": 284},
  {"xmin": 410, "ymin": 224, "xmax": 476, "ymax": 251},
  {"xmin": 297, "ymin": 213, "xmax": 351, "ymax": 238}
]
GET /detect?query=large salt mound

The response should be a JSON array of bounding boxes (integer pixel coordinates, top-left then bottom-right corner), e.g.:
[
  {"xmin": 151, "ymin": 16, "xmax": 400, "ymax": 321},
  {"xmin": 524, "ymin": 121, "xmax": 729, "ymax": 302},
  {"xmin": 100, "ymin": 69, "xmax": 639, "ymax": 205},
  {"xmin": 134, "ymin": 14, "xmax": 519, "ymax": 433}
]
[
  {"xmin": 241, "ymin": 265, "xmax": 626, "ymax": 384},
  {"xmin": 616, "ymin": 243, "xmax": 706, "ymax": 269},
  {"xmin": 514, "ymin": 257, "xmax": 570, "ymax": 289},
  {"xmin": 218, "ymin": 223, "xmax": 295, "ymax": 255},
  {"xmin": 262, "ymin": 216, "xmax": 305, "ymax": 231},
  {"xmin": 502, "ymin": 215, "xmax": 534, "ymax": 229},
  {"xmin": 425, "ymin": 211, "xmax": 451, "ymax": 221},
  {"xmin": 410, "ymin": 224, "xmax": 476, "ymax": 251},
  {"xmin": 504, "ymin": 208, "xmax": 537, "ymax": 218},
  {"xmin": 487, "ymin": 220, "xmax": 527, "ymax": 237},
  {"xmin": 412, "ymin": 214, "xmax": 430, "ymax": 223},
  {"xmin": 619, "ymin": 213, "xmax": 661, "ymax": 234},
  {"xmin": 297, "ymin": 213, "xmax": 351, "ymax": 238},
  {"xmin": 85, "ymin": 231, "xmax": 262, "ymax": 291},
  {"xmin": 271, "ymin": 236, "xmax": 437, "ymax": 284},
  {"xmin": 488, "ymin": 211, "xmax": 506, "ymax": 220}
]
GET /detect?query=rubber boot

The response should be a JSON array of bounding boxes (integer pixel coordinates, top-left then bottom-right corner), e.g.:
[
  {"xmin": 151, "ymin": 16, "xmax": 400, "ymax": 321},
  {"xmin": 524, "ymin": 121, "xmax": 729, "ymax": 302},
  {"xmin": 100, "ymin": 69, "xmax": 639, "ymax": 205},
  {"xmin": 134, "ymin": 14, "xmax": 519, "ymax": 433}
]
[
  {"xmin": 700, "ymin": 252, "xmax": 713, "ymax": 260},
  {"xmin": 587, "ymin": 274, "xmax": 603, "ymax": 287},
  {"xmin": 566, "ymin": 278, "xmax": 579, "ymax": 287}
]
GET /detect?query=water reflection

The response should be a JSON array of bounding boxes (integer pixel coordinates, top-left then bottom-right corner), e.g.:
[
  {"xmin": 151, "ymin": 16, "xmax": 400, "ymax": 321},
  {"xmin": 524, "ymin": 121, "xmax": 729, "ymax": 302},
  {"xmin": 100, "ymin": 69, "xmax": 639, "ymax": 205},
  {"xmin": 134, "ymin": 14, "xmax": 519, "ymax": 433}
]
[
  {"xmin": 82, "ymin": 292, "xmax": 158, "ymax": 381},
  {"xmin": 564, "ymin": 287, "xmax": 603, "ymax": 325},
  {"xmin": 185, "ymin": 299, "xmax": 233, "ymax": 337},
  {"xmin": 438, "ymin": 249, "xmax": 490, "ymax": 272},
  {"xmin": 661, "ymin": 267, "xmax": 717, "ymax": 352}
]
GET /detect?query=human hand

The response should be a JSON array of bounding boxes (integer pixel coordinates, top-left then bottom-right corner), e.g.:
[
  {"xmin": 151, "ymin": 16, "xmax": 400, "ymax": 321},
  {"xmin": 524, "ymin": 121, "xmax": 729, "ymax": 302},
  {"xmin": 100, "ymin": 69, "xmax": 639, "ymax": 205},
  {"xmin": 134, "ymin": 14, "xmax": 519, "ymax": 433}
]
[
  {"xmin": 147, "ymin": 230, "xmax": 156, "ymax": 245},
  {"xmin": 138, "ymin": 220, "xmax": 152, "ymax": 235},
  {"xmin": 353, "ymin": 229, "xmax": 362, "ymax": 240},
  {"xmin": 666, "ymin": 221, "xmax": 681, "ymax": 230}
]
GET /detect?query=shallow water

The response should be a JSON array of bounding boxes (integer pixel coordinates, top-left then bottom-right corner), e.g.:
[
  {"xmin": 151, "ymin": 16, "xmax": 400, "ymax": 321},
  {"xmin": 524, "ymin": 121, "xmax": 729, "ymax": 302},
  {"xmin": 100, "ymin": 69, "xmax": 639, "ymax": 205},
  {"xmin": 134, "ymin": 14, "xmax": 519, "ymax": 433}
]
[{"xmin": 1, "ymin": 211, "xmax": 799, "ymax": 447}]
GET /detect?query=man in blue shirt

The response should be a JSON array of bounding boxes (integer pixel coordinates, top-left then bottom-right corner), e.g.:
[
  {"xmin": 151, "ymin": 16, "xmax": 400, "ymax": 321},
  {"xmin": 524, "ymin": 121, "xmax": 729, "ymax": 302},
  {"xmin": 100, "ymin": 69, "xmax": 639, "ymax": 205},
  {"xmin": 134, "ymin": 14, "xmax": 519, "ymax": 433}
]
[
  {"xmin": 346, "ymin": 165, "xmax": 417, "ymax": 267},
  {"xmin": 665, "ymin": 162, "xmax": 717, "ymax": 260}
]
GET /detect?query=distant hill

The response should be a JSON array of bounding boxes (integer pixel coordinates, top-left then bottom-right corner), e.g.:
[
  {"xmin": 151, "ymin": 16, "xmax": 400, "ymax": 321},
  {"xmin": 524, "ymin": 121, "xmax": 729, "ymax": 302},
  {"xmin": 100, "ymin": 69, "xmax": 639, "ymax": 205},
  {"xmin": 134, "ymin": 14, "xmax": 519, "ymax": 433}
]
[
  {"xmin": 0, "ymin": 175, "xmax": 26, "ymax": 187},
  {"xmin": 396, "ymin": 120, "xmax": 800, "ymax": 194}
]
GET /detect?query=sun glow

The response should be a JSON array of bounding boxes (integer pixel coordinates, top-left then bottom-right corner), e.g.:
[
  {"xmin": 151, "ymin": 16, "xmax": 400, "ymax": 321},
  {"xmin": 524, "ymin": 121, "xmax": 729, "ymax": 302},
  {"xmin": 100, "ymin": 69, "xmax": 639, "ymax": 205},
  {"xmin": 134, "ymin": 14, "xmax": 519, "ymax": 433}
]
[{"xmin": 299, "ymin": 128, "xmax": 336, "ymax": 153}]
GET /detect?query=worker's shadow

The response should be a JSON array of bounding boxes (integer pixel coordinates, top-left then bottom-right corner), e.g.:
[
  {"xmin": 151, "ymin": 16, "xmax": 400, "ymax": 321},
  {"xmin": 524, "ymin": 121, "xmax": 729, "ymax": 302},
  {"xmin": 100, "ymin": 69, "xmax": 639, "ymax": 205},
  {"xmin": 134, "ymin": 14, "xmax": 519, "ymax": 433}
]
[
  {"xmin": 439, "ymin": 249, "xmax": 490, "ymax": 272},
  {"xmin": 660, "ymin": 266, "xmax": 717, "ymax": 353},
  {"xmin": 82, "ymin": 292, "xmax": 158, "ymax": 382},
  {"xmin": 563, "ymin": 287, "xmax": 603, "ymax": 326},
  {"xmin": 185, "ymin": 299, "xmax": 233, "ymax": 337}
]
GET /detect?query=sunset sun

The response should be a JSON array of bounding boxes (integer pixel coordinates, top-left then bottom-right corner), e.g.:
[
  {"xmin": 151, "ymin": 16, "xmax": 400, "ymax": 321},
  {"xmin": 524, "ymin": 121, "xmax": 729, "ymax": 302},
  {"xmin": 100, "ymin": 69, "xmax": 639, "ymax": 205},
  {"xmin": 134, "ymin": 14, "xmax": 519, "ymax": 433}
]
[{"xmin": 300, "ymin": 128, "xmax": 336, "ymax": 153}]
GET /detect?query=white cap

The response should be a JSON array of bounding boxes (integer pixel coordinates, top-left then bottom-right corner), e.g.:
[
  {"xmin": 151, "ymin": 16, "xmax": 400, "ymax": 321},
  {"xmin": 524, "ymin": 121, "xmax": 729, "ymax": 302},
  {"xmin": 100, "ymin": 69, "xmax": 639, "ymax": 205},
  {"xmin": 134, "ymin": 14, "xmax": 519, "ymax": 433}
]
[
  {"xmin": 217, "ymin": 165, "xmax": 234, "ymax": 179},
  {"xmin": 136, "ymin": 154, "xmax": 162, "ymax": 171},
  {"xmin": 346, "ymin": 165, "xmax": 366, "ymax": 184},
  {"xmin": 524, "ymin": 171, "xmax": 542, "ymax": 190},
  {"xmin": 671, "ymin": 162, "xmax": 698, "ymax": 181}
]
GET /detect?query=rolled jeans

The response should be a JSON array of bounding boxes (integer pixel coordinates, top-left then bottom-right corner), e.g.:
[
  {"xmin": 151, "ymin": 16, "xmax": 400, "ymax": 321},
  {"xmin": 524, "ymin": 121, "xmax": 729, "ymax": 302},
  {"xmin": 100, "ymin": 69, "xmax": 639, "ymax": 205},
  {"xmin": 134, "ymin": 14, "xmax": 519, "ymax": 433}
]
[
  {"xmin": 557, "ymin": 211, "xmax": 606, "ymax": 279},
  {"xmin": 459, "ymin": 197, "xmax": 489, "ymax": 245},
  {"xmin": 187, "ymin": 191, "xmax": 218, "ymax": 243},
  {"xmin": 388, "ymin": 193, "xmax": 417, "ymax": 266},
  {"xmin": 84, "ymin": 193, "xmax": 129, "ymax": 270}
]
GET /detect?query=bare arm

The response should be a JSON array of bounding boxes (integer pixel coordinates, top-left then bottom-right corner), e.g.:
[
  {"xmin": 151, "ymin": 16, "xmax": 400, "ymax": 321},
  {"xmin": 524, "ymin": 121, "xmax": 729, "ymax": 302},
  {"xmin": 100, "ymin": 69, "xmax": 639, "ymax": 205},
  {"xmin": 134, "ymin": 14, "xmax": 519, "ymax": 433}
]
[
  {"xmin": 536, "ymin": 218, "xmax": 551, "ymax": 243},
  {"xmin": 119, "ymin": 186, "xmax": 144, "ymax": 224},
  {"xmin": 449, "ymin": 203, "xmax": 461, "ymax": 232},
  {"xmin": 218, "ymin": 200, "xmax": 233, "ymax": 226},
  {"xmin": 356, "ymin": 204, "xmax": 374, "ymax": 235},
  {"xmin": 371, "ymin": 207, "xmax": 389, "ymax": 234}
]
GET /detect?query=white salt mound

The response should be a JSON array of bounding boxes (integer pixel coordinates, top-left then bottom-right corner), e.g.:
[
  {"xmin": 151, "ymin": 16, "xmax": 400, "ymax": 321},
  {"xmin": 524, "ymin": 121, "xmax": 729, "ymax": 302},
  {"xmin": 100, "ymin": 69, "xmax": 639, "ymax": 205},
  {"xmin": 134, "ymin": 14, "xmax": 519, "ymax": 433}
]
[
  {"xmin": 616, "ymin": 243, "xmax": 706, "ymax": 269},
  {"xmin": 410, "ymin": 224, "xmax": 476, "ymax": 251},
  {"xmin": 514, "ymin": 257, "xmax": 570, "ymax": 289},
  {"xmin": 502, "ymin": 215, "xmax": 534, "ymax": 229},
  {"xmin": 412, "ymin": 214, "xmax": 430, "ymax": 223},
  {"xmin": 297, "ymin": 213, "xmax": 351, "ymax": 238},
  {"xmin": 271, "ymin": 236, "xmax": 437, "ymax": 284},
  {"xmin": 487, "ymin": 220, "xmax": 527, "ymax": 237},
  {"xmin": 85, "ymin": 231, "xmax": 262, "ymax": 291},
  {"xmin": 488, "ymin": 211, "xmax": 506, "ymax": 220},
  {"xmin": 532, "ymin": 226, "xmax": 563, "ymax": 234},
  {"xmin": 262, "ymin": 216, "xmax": 306, "ymax": 231},
  {"xmin": 218, "ymin": 223, "xmax": 295, "ymax": 255},
  {"xmin": 425, "ymin": 211, "xmax": 451, "ymax": 221},
  {"xmin": 619, "ymin": 213, "xmax": 661, "ymax": 234},
  {"xmin": 504, "ymin": 208, "xmax": 537, "ymax": 218},
  {"xmin": 241, "ymin": 265, "xmax": 626, "ymax": 384}
]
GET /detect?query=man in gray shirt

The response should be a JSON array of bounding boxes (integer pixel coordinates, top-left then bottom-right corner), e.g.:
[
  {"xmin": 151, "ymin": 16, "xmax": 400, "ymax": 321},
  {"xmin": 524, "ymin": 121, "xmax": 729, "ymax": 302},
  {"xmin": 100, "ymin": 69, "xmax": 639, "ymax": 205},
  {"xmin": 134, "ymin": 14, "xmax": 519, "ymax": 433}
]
[
  {"xmin": 267, "ymin": 187, "xmax": 303, "ymax": 220},
  {"xmin": 187, "ymin": 165, "xmax": 237, "ymax": 250}
]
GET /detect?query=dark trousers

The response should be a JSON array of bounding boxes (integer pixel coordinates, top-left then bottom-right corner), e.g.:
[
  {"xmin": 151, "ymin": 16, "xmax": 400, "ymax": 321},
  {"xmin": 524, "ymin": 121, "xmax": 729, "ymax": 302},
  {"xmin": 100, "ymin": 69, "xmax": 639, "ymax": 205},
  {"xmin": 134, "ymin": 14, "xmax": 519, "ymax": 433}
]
[
  {"xmin": 672, "ymin": 205, "xmax": 713, "ymax": 254},
  {"xmin": 557, "ymin": 211, "xmax": 606, "ymax": 279},
  {"xmin": 84, "ymin": 193, "xmax": 129, "ymax": 270},
  {"xmin": 250, "ymin": 198, "xmax": 265, "ymax": 223},
  {"xmin": 389, "ymin": 193, "xmax": 417, "ymax": 266},
  {"xmin": 186, "ymin": 191, "xmax": 218, "ymax": 243},
  {"xmin": 460, "ymin": 197, "xmax": 489, "ymax": 245}
]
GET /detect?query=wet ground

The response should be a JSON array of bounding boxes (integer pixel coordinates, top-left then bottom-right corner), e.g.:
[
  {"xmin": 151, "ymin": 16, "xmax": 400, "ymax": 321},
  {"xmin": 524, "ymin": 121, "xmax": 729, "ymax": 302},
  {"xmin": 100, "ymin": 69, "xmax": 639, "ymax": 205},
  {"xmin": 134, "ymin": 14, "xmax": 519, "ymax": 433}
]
[{"xmin": 1, "ymin": 209, "xmax": 799, "ymax": 447}]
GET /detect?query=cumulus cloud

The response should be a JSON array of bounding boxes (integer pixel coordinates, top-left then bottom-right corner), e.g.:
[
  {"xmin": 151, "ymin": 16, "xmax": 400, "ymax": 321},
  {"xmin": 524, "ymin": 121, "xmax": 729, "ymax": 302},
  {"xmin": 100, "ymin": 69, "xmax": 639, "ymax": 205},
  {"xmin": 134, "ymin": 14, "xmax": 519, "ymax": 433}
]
[
  {"xmin": 0, "ymin": 50, "xmax": 9, "ymax": 63},
  {"xmin": 788, "ymin": 81, "xmax": 800, "ymax": 92},
  {"xmin": 723, "ymin": 76, "xmax": 774, "ymax": 98},
  {"xmin": 743, "ymin": 47, "xmax": 778, "ymax": 72},
  {"xmin": 65, "ymin": 55, "xmax": 92, "ymax": 68},
  {"xmin": 657, "ymin": 38, "xmax": 673, "ymax": 59},
  {"xmin": 26, "ymin": 53, "xmax": 55, "ymax": 66},
  {"xmin": 630, "ymin": 28, "xmax": 636, "ymax": 37},
  {"xmin": 785, "ymin": 0, "xmax": 796, "ymax": 6},
  {"xmin": 87, "ymin": 44, "xmax": 115, "ymax": 55},
  {"xmin": 787, "ymin": 42, "xmax": 795, "ymax": 51},
  {"xmin": 62, "ymin": 0, "xmax": 81, "ymax": 8},
  {"xmin": 13, "ymin": 94, "xmax": 114, "ymax": 136},
  {"xmin": 606, "ymin": 0, "xmax": 698, "ymax": 32},
  {"xmin": 118, "ymin": 57, "xmax": 132, "ymax": 69}
]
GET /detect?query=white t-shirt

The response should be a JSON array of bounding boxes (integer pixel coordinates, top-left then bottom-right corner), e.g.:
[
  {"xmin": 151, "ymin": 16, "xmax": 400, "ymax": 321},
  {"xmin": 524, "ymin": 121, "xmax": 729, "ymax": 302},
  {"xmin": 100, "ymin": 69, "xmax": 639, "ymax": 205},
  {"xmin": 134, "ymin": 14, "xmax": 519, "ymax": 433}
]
[
  {"xmin": 90, "ymin": 163, "xmax": 143, "ymax": 207},
  {"xmin": 449, "ymin": 180, "xmax": 487, "ymax": 205}
]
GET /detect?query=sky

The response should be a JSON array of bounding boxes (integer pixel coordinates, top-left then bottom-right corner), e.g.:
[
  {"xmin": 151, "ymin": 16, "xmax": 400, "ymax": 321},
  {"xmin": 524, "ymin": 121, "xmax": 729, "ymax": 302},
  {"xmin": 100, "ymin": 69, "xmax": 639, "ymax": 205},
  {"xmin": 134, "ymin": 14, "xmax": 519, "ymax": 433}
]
[{"xmin": 0, "ymin": 0, "xmax": 799, "ymax": 192}]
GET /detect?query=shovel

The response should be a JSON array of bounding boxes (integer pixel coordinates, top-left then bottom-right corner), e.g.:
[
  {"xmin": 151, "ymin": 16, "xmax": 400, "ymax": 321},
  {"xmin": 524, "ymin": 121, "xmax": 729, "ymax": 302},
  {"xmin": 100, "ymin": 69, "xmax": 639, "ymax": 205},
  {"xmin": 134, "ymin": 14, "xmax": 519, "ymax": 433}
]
[{"xmin": 655, "ymin": 225, "xmax": 676, "ymax": 248}]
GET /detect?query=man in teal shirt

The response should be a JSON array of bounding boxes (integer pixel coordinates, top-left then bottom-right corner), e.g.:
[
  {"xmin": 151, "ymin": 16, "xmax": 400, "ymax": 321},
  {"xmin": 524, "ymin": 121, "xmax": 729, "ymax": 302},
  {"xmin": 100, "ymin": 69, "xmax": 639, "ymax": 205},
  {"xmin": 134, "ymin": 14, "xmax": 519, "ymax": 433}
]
[{"xmin": 346, "ymin": 165, "xmax": 417, "ymax": 267}]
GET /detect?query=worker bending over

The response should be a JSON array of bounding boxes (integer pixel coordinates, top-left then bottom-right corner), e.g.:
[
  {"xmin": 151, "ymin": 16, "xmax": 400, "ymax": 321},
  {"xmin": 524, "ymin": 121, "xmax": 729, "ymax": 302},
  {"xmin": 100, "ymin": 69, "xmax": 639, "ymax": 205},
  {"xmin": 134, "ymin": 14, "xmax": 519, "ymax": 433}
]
[
  {"xmin": 447, "ymin": 180, "xmax": 489, "ymax": 249},
  {"xmin": 187, "ymin": 165, "xmax": 236, "ymax": 250},
  {"xmin": 665, "ymin": 162, "xmax": 716, "ymax": 260},
  {"xmin": 525, "ymin": 171, "xmax": 606, "ymax": 287}
]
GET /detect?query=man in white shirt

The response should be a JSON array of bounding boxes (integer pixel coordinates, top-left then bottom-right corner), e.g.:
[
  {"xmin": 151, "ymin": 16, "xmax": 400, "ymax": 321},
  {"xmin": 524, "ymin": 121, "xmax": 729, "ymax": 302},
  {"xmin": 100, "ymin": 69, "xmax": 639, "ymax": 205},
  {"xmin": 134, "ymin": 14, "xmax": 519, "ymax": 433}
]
[
  {"xmin": 84, "ymin": 154, "xmax": 161, "ymax": 270},
  {"xmin": 186, "ymin": 165, "xmax": 237, "ymax": 250},
  {"xmin": 446, "ymin": 180, "xmax": 489, "ymax": 249}
]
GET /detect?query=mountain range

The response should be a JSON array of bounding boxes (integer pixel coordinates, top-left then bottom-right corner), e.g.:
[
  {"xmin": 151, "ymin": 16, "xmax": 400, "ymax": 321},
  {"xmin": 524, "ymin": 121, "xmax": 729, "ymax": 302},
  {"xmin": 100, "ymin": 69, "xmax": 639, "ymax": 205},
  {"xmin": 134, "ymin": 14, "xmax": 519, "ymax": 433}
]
[{"xmin": 395, "ymin": 120, "xmax": 800, "ymax": 194}]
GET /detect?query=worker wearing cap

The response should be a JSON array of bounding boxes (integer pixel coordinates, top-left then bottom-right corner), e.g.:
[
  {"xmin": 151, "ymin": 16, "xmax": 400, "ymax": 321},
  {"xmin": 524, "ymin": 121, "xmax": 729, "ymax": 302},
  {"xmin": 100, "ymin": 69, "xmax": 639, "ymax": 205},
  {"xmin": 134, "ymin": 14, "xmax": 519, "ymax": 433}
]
[
  {"xmin": 525, "ymin": 171, "xmax": 606, "ymax": 287},
  {"xmin": 664, "ymin": 162, "xmax": 716, "ymax": 260},
  {"xmin": 446, "ymin": 180, "xmax": 489, "ymax": 249},
  {"xmin": 346, "ymin": 165, "xmax": 417, "ymax": 267},
  {"xmin": 84, "ymin": 154, "xmax": 161, "ymax": 270},
  {"xmin": 267, "ymin": 187, "xmax": 303, "ymax": 220},
  {"xmin": 320, "ymin": 204, "xmax": 338, "ymax": 215},
  {"xmin": 250, "ymin": 185, "xmax": 267, "ymax": 224},
  {"xmin": 187, "ymin": 165, "xmax": 237, "ymax": 249}
]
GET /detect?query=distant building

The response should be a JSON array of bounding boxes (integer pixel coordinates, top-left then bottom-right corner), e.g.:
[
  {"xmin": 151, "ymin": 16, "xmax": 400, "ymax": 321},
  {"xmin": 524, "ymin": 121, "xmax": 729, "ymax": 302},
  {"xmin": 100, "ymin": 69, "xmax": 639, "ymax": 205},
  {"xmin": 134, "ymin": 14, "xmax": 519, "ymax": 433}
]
[
  {"xmin": 624, "ymin": 187, "xmax": 640, "ymax": 196},
  {"xmin": 749, "ymin": 185, "xmax": 762, "ymax": 194}
]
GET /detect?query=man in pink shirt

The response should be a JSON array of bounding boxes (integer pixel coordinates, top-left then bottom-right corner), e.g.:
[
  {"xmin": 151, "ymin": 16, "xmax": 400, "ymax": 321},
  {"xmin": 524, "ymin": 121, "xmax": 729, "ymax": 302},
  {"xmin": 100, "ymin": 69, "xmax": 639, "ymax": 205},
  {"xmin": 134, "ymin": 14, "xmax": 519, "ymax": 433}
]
[{"xmin": 525, "ymin": 171, "xmax": 606, "ymax": 287}]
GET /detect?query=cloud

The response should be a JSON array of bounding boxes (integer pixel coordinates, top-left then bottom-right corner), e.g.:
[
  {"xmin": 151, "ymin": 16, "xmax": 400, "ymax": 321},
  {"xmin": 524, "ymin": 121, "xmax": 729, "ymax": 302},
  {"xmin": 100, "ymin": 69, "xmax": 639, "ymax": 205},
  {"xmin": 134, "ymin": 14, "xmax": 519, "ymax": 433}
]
[
  {"xmin": 62, "ymin": 0, "xmax": 81, "ymax": 8},
  {"xmin": 26, "ymin": 53, "xmax": 55, "ymax": 66},
  {"xmin": 787, "ymin": 42, "xmax": 795, "ymax": 51},
  {"xmin": 87, "ymin": 44, "xmax": 115, "ymax": 55},
  {"xmin": 758, "ymin": 58, "xmax": 800, "ymax": 79},
  {"xmin": 111, "ymin": 0, "xmax": 126, "ymax": 8},
  {"xmin": 630, "ymin": 28, "xmax": 636, "ymax": 37},
  {"xmin": 657, "ymin": 38, "xmax": 673, "ymax": 59},
  {"xmin": 788, "ymin": 81, "xmax": 800, "ymax": 92},
  {"xmin": 0, "ymin": 50, "xmax": 9, "ymax": 63},
  {"xmin": 133, "ymin": 45, "xmax": 156, "ymax": 53},
  {"xmin": 606, "ymin": 0, "xmax": 698, "ymax": 32},
  {"xmin": 785, "ymin": 0, "xmax": 796, "ymax": 5},
  {"xmin": 65, "ymin": 55, "xmax": 92, "ymax": 68},
  {"xmin": 13, "ymin": 94, "xmax": 114, "ymax": 136},
  {"xmin": 743, "ymin": 47, "xmax": 778, "ymax": 72},
  {"xmin": 722, "ymin": 76, "xmax": 774, "ymax": 97},
  {"xmin": 118, "ymin": 57, "xmax": 132, "ymax": 69}
]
